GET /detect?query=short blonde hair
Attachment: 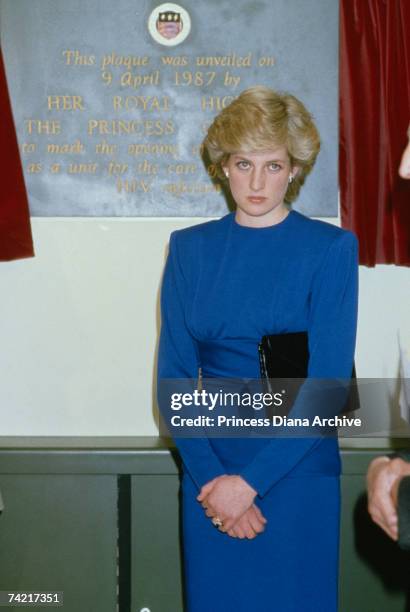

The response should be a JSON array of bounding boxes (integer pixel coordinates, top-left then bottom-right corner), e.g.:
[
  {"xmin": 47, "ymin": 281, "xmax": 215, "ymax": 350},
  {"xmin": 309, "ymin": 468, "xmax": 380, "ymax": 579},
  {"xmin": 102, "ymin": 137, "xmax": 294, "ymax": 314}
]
[{"xmin": 203, "ymin": 86, "xmax": 320, "ymax": 204}]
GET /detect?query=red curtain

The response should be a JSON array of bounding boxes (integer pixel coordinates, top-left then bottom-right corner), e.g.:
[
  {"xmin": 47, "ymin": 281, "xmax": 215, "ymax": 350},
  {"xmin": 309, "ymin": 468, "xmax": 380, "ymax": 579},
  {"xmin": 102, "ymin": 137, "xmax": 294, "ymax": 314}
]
[
  {"xmin": 340, "ymin": 0, "xmax": 410, "ymax": 266},
  {"xmin": 0, "ymin": 48, "xmax": 34, "ymax": 261}
]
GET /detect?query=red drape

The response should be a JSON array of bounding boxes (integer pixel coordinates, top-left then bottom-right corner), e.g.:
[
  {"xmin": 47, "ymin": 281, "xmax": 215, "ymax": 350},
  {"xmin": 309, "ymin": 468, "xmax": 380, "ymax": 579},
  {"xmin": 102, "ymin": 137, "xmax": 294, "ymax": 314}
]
[
  {"xmin": 340, "ymin": 0, "xmax": 410, "ymax": 266},
  {"xmin": 0, "ymin": 48, "xmax": 34, "ymax": 261}
]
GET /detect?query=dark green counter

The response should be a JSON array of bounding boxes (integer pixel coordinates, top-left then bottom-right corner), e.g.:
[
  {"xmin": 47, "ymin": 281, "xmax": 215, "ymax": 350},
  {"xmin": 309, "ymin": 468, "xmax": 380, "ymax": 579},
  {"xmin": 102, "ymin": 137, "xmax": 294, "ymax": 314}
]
[{"xmin": 0, "ymin": 438, "xmax": 409, "ymax": 612}]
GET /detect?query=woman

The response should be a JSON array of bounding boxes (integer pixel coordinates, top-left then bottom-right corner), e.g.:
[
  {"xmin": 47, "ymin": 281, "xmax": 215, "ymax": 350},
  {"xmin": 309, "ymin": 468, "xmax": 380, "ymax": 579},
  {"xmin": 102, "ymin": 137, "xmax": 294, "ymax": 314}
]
[{"xmin": 158, "ymin": 86, "xmax": 358, "ymax": 611}]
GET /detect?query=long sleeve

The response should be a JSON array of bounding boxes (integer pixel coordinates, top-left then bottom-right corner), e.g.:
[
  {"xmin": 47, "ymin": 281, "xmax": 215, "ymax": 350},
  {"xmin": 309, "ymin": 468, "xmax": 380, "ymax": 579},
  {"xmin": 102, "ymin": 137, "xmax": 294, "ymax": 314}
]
[
  {"xmin": 157, "ymin": 231, "xmax": 226, "ymax": 490},
  {"xmin": 239, "ymin": 231, "xmax": 359, "ymax": 498}
]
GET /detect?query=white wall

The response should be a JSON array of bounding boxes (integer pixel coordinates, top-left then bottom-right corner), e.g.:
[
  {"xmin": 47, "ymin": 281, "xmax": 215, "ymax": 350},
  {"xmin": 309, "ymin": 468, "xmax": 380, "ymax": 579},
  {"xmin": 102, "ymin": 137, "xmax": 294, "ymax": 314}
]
[{"xmin": 0, "ymin": 217, "xmax": 409, "ymax": 446}]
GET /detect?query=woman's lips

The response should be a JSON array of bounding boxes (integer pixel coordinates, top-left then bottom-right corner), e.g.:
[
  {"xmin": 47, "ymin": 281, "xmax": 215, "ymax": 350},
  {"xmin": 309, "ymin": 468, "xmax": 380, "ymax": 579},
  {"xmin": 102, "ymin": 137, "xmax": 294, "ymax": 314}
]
[{"xmin": 247, "ymin": 196, "xmax": 267, "ymax": 204}]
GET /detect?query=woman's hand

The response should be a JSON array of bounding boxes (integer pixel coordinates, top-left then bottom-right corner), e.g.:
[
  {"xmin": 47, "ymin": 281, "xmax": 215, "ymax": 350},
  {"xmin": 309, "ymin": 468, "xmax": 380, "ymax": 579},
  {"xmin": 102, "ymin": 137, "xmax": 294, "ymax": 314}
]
[
  {"xmin": 197, "ymin": 474, "xmax": 258, "ymax": 532},
  {"xmin": 226, "ymin": 504, "xmax": 267, "ymax": 539}
]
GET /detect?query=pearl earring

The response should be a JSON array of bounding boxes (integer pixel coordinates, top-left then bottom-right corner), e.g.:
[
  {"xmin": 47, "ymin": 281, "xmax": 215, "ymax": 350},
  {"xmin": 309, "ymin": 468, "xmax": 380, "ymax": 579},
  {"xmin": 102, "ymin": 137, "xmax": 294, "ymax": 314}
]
[
  {"xmin": 224, "ymin": 170, "xmax": 229, "ymax": 178},
  {"xmin": 288, "ymin": 175, "xmax": 293, "ymax": 184}
]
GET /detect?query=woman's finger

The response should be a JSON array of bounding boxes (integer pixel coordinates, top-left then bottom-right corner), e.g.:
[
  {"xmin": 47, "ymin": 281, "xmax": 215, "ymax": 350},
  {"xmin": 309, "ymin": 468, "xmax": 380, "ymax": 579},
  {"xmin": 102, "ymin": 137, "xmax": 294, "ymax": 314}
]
[
  {"xmin": 197, "ymin": 477, "xmax": 219, "ymax": 502},
  {"xmin": 247, "ymin": 507, "xmax": 266, "ymax": 534},
  {"xmin": 240, "ymin": 515, "xmax": 257, "ymax": 539},
  {"xmin": 252, "ymin": 504, "xmax": 267, "ymax": 524},
  {"xmin": 232, "ymin": 524, "xmax": 246, "ymax": 539}
]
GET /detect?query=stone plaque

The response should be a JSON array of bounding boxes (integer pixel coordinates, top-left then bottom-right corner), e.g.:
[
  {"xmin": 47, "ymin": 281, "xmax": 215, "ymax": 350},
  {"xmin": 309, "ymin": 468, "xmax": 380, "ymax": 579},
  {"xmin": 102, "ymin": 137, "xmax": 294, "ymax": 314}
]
[{"xmin": 0, "ymin": 0, "xmax": 339, "ymax": 216}]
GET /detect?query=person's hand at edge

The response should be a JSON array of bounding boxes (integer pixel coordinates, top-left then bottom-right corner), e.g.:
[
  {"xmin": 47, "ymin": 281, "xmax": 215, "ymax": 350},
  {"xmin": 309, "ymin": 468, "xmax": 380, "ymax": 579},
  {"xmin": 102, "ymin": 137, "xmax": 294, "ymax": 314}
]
[
  {"xmin": 399, "ymin": 123, "xmax": 410, "ymax": 179},
  {"xmin": 367, "ymin": 456, "xmax": 410, "ymax": 540}
]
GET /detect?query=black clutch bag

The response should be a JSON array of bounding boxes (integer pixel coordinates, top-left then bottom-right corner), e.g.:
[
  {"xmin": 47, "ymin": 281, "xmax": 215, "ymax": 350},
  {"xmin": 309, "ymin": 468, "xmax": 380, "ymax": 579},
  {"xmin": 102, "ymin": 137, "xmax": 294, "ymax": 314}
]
[{"xmin": 258, "ymin": 331, "xmax": 360, "ymax": 417}]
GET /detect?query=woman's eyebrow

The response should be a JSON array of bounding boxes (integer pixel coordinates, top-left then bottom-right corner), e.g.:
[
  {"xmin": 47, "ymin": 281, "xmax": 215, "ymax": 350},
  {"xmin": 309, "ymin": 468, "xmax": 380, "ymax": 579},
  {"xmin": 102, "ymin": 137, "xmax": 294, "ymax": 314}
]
[
  {"xmin": 233, "ymin": 155, "xmax": 286, "ymax": 164},
  {"xmin": 232, "ymin": 154, "xmax": 286, "ymax": 162}
]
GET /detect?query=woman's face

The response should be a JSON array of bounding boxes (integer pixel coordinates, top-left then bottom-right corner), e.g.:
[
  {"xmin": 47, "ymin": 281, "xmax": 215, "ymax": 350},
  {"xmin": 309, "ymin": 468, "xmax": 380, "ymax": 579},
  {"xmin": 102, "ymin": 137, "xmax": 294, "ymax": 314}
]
[{"xmin": 222, "ymin": 147, "xmax": 298, "ymax": 226}]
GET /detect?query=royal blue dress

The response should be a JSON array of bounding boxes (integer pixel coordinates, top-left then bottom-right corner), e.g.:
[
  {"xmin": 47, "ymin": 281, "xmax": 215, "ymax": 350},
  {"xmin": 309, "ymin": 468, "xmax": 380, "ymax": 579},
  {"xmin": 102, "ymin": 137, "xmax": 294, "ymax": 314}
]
[{"xmin": 158, "ymin": 209, "xmax": 358, "ymax": 612}]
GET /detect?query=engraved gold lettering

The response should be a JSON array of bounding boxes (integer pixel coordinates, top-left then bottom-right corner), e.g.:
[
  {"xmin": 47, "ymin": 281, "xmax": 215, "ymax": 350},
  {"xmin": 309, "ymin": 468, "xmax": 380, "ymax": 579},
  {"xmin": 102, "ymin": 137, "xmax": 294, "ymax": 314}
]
[
  {"xmin": 139, "ymin": 180, "xmax": 151, "ymax": 192},
  {"xmin": 47, "ymin": 140, "xmax": 85, "ymax": 154},
  {"xmin": 120, "ymin": 70, "xmax": 160, "ymax": 90},
  {"xmin": 47, "ymin": 95, "xmax": 85, "ymax": 111},
  {"xmin": 127, "ymin": 143, "xmax": 179, "ymax": 158},
  {"xmin": 101, "ymin": 71, "xmax": 113, "ymax": 86},
  {"xmin": 21, "ymin": 143, "xmax": 37, "ymax": 154},
  {"xmin": 223, "ymin": 71, "xmax": 241, "ymax": 88},
  {"xmin": 27, "ymin": 163, "xmax": 42, "ymax": 173},
  {"xmin": 107, "ymin": 162, "xmax": 129, "ymax": 176},
  {"xmin": 63, "ymin": 50, "xmax": 95, "ymax": 66},
  {"xmin": 164, "ymin": 120, "xmax": 175, "ymax": 135},
  {"xmin": 196, "ymin": 52, "xmax": 252, "ymax": 67},
  {"xmin": 161, "ymin": 56, "xmax": 188, "ymax": 66},
  {"xmin": 167, "ymin": 163, "xmax": 197, "ymax": 175},
  {"xmin": 101, "ymin": 53, "xmax": 149, "ymax": 71},
  {"xmin": 25, "ymin": 120, "xmax": 61, "ymax": 135},
  {"xmin": 136, "ymin": 160, "xmax": 158, "ymax": 174},
  {"xmin": 163, "ymin": 181, "xmax": 222, "ymax": 196},
  {"xmin": 201, "ymin": 96, "xmax": 234, "ymax": 111},
  {"xmin": 112, "ymin": 96, "xmax": 170, "ymax": 111},
  {"xmin": 174, "ymin": 71, "xmax": 216, "ymax": 87},
  {"xmin": 88, "ymin": 120, "xmax": 108, "ymax": 136},
  {"xmin": 258, "ymin": 56, "xmax": 275, "ymax": 67},
  {"xmin": 88, "ymin": 119, "xmax": 174, "ymax": 136},
  {"xmin": 116, "ymin": 178, "xmax": 151, "ymax": 193},
  {"xmin": 68, "ymin": 163, "xmax": 98, "ymax": 174},
  {"xmin": 95, "ymin": 140, "xmax": 118, "ymax": 155}
]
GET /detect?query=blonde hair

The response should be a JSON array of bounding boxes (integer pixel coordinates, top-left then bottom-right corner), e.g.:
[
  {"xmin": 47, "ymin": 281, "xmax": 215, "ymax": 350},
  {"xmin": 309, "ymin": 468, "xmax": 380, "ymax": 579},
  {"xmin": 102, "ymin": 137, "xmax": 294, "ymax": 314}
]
[{"xmin": 204, "ymin": 86, "xmax": 320, "ymax": 204}]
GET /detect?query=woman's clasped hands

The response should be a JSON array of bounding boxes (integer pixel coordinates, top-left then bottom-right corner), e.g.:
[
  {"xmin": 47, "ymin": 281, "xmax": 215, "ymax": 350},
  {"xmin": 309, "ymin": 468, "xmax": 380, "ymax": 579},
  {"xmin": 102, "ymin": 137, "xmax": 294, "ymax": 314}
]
[{"xmin": 197, "ymin": 474, "xmax": 267, "ymax": 539}]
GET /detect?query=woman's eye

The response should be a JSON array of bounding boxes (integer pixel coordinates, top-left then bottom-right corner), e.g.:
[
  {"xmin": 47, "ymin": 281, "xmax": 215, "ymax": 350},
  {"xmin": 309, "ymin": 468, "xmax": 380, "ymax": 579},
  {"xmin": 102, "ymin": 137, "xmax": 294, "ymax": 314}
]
[
  {"xmin": 268, "ymin": 163, "xmax": 281, "ymax": 171},
  {"xmin": 236, "ymin": 161, "xmax": 250, "ymax": 170}
]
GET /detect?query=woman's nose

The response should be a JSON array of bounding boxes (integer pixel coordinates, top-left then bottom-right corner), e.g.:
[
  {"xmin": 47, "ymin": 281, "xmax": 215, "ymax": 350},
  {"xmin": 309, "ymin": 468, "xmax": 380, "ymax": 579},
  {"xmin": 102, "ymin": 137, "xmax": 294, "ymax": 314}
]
[{"xmin": 250, "ymin": 168, "xmax": 265, "ymax": 191}]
